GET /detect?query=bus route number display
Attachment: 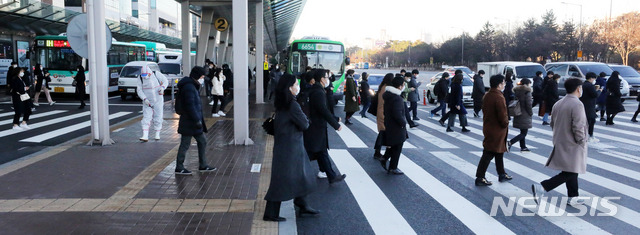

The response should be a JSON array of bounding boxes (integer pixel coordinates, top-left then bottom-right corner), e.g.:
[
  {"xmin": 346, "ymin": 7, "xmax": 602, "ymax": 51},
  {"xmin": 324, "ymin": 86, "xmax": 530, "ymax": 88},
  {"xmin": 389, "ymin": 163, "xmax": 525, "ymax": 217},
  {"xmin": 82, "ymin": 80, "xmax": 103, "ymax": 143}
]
[
  {"xmin": 43, "ymin": 40, "xmax": 69, "ymax": 48},
  {"xmin": 297, "ymin": 43, "xmax": 342, "ymax": 52}
]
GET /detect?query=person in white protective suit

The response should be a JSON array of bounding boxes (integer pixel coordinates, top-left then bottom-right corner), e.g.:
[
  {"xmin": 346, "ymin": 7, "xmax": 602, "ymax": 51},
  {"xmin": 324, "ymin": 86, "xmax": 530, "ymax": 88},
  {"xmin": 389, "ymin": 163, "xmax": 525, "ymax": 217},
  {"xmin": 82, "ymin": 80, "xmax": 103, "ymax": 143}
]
[{"xmin": 136, "ymin": 65, "xmax": 169, "ymax": 141}]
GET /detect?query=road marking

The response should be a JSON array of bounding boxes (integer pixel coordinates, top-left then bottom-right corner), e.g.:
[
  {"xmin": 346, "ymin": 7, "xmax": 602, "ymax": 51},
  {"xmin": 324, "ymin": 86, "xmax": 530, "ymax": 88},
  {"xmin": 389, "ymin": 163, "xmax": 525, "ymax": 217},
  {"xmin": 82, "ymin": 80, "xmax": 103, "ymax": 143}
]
[
  {"xmin": 329, "ymin": 149, "xmax": 416, "ymax": 235},
  {"xmin": 20, "ymin": 112, "xmax": 131, "ymax": 143},
  {"xmin": 0, "ymin": 112, "xmax": 90, "ymax": 138},
  {"xmin": 250, "ymin": 164, "xmax": 261, "ymax": 173},
  {"xmin": 0, "ymin": 111, "xmax": 17, "ymax": 118},
  {"xmin": 398, "ymin": 153, "xmax": 513, "ymax": 234},
  {"xmin": 598, "ymin": 151, "xmax": 640, "ymax": 165},
  {"xmin": 0, "ymin": 110, "xmax": 67, "ymax": 126},
  {"xmin": 0, "ymin": 102, "xmax": 143, "ymax": 107},
  {"xmin": 430, "ymin": 151, "xmax": 610, "ymax": 235},
  {"xmin": 112, "ymin": 128, "xmax": 125, "ymax": 133},
  {"xmin": 469, "ymin": 151, "xmax": 640, "ymax": 230},
  {"xmin": 530, "ymin": 118, "xmax": 640, "ymax": 147},
  {"xmin": 334, "ymin": 122, "xmax": 367, "ymax": 148},
  {"xmin": 414, "ymin": 118, "xmax": 483, "ymax": 149},
  {"xmin": 351, "ymin": 116, "xmax": 417, "ymax": 149}
]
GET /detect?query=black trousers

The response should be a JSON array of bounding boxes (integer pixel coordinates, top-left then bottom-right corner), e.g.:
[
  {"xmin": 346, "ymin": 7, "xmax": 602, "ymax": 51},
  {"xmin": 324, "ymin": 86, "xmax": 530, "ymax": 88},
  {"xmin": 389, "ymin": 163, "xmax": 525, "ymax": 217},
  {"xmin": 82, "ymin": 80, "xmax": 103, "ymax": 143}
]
[
  {"xmin": 374, "ymin": 132, "xmax": 384, "ymax": 154},
  {"xmin": 541, "ymin": 171, "xmax": 579, "ymax": 197},
  {"xmin": 475, "ymin": 150, "xmax": 506, "ymax": 178},
  {"xmin": 211, "ymin": 95, "xmax": 224, "ymax": 114},
  {"xmin": 473, "ymin": 99, "xmax": 482, "ymax": 115},
  {"xmin": 587, "ymin": 117, "xmax": 596, "ymax": 136},
  {"xmin": 311, "ymin": 150, "xmax": 337, "ymax": 181},
  {"xmin": 510, "ymin": 129, "xmax": 528, "ymax": 148},
  {"xmin": 404, "ymin": 103, "xmax": 416, "ymax": 126},
  {"xmin": 264, "ymin": 196, "xmax": 309, "ymax": 218},
  {"xmin": 632, "ymin": 103, "xmax": 640, "ymax": 120},
  {"xmin": 409, "ymin": 101, "xmax": 418, "ymax": 118},
  {"xmin": 383, "ymin": 142, "xmax": 404, "ymax": 170}
]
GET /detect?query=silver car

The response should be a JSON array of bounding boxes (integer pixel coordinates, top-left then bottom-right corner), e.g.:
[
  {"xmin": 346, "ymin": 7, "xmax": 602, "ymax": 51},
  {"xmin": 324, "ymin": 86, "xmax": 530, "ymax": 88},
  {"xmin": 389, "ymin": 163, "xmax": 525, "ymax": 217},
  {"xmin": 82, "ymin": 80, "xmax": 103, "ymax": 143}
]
[{"xmin": 424, "ymin": 72, "xmax": 474, "ymax": 106}]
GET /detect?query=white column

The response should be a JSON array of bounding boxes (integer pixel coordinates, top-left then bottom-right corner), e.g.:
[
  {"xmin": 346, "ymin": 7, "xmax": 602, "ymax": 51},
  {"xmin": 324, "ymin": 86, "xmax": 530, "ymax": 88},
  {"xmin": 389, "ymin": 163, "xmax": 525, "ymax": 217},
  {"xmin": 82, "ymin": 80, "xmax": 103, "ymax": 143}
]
[
  {"xmin": 181, "ymin": 1, "xmax": 191, "ymax": 73},
  {"xmin": 86, "ymin": 0, "xmax": 114, "ymax": 146},
  {"xmin": 196, "ymin": 9, "xmax": 214, "ymax": 66},
  {"xmin": 221, "ymin": 30, "xmax": 230, "ymax": 64},
  {"xmin": 255, "ymin": 1, "xmax": 264, "ymax": 103},
  {"xmin": 232, "ymin": 0, "xmax": 253, "ymax": 145},
  {"xmin": 213, "ymin": 31, "xmax": 221, "ymax": 64},
  {"xmin": 206, "ymin": 36, "xmax": 216, "ymax": 61}
]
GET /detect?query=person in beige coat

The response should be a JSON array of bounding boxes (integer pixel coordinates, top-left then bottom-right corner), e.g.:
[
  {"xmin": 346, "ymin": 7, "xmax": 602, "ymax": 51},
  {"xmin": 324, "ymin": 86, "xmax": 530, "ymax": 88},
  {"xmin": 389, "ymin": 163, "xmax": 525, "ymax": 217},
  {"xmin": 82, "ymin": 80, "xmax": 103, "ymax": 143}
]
[
  {"xmin": 374, "ymin": 73, "xmax": 395, "ymax": 160},
  {"xmin": 532, "ymin": 78, "xmax": 588, "ymax": 206}
]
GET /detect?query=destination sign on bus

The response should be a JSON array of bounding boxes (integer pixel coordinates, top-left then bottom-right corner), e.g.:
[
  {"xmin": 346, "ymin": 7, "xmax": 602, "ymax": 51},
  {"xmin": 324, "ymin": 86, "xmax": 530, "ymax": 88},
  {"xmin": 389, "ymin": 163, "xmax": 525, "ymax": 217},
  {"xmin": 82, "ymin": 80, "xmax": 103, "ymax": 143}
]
[
  {"xmin": 40, "ymin": 40, "xmax": 70, "ymax": 48},
  {"xmin": 297, "ymin": 43, "xmax": 342, "ymax": 52}
]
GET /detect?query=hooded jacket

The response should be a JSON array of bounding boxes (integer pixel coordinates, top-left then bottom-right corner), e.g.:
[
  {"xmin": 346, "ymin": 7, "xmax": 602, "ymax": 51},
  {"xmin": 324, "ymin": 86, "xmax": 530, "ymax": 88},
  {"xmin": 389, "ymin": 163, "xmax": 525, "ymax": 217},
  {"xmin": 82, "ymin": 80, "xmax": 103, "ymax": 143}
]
[{"xmin": 177, "ymin": 67, "xmax": 207, "ymax": 136}]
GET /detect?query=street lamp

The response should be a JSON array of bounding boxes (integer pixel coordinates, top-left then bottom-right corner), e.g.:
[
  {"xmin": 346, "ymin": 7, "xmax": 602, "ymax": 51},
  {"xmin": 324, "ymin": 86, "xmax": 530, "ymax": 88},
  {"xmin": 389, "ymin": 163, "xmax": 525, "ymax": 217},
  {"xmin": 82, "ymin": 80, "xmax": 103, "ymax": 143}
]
[
  {"xmin": 451, "ymin": 27, "xmax": 464, "ymax": 65},
  {"xmin": 561, "ymin": 1, "xmax": 583, "ymax": 60}
]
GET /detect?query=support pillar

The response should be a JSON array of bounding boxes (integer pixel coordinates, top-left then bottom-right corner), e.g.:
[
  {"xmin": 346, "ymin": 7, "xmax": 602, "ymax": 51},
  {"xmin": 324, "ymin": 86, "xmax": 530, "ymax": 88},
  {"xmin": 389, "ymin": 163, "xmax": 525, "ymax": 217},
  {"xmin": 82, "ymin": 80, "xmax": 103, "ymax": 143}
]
[
  {"xmin": 255, "ymin": 1, "xmax": 264, "ymax": 104},
  {"xmin": 220, "ymin": 30, "xmax": 230, "ymax": 64},
  {"xmin": 212, "ymin": 31, "xmax": 221, "ymax": 64},
  {"xmin": 86, "ymin": 0, "xmax": 113, "ymax": 146},
  {"xmin": 196, "ymin": 9, "xmax": 214, "ymax": 66},
  {"xmin": 181, "ymin": 1, "xmax": 191, "ymax": 73},
  {"xmin": 232, "ymin": 0, "xmax": 253, "ymax": 145}
]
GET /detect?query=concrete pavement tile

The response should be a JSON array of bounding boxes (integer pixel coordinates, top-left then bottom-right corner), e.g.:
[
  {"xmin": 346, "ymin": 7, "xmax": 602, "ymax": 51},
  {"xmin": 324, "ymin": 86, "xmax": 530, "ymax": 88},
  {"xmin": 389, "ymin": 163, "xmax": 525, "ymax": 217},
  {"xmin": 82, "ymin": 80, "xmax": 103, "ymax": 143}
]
[
  {"xmin": 40, "ymin": 198, "xmax": 82, "ymax": 212},
  {"xmin": 176, "ymin": 199, "xmax": 208, "ymax": 213},
  {"xmin": 67, "ymin": 199, "xmax": 106, "ymax": 212},
  {"xmin": 0, "ymin": 199, "xmax": 31, "ymax": 212},
  {"xmin": 228, "ymin": 199, "xmax": 255, "ymax": 213},
  {"xmin": 123, "ymin": 198, "xmax": 159, "ymax": 212},
  {"xmin": 203, "ymin": 199, "xmax": 231, "ymax": 212},
  {"xmin": 12, "ymin": 199, "xmax": 56, "ymax": 212}
]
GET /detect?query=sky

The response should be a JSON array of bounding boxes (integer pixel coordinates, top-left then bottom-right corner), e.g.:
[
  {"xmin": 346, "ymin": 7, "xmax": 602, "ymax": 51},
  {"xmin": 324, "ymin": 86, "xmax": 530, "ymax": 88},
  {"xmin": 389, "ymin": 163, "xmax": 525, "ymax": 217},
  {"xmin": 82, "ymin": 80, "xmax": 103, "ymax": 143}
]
[{"xmin": 291, "ymin": 0, "xmax": 640, "ymax": 47}]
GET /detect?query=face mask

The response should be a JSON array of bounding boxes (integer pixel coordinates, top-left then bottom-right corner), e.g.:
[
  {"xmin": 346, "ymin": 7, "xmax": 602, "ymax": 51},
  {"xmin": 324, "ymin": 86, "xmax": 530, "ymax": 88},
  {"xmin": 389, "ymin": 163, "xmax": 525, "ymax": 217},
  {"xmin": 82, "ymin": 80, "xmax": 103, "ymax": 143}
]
[
  {"xmin": 18, "ymin": 72, "xmax": 24, "ymax": 77},
  {"xmin": 591, "ymin": 79, "xmax": 596, "ymax": 84},
  {"xmin": 12, "ymin": 65, "xmax": 16, "ymax": 68},
  {"xmin": 198, "ymin": 78, "xmax": 204, "ymax": 85},
  {"xmin": 290, "ymin": 85, "xmax": 300, "ymax": 96}
]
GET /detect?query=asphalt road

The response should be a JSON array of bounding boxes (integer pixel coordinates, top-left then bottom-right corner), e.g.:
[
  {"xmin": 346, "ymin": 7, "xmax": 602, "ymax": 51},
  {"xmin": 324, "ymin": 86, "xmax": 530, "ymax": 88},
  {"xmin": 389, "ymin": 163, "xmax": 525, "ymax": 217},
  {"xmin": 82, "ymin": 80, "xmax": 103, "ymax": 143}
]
[
  {"xmin": 0, "ymin": 92, "xmax": 161, "ymax": 164},
  {"xmin": 296, "ymin": 88, "xmax": 640, "ymax": 234}
]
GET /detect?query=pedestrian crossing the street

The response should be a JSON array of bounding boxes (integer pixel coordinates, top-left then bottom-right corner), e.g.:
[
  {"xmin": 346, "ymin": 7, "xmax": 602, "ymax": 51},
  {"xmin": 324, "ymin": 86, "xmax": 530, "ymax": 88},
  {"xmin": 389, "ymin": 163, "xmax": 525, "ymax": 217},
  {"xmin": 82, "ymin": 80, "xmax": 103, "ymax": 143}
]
[{"xmin": 304, "ymin": 107, "xmax": 640, "ymax": 234}]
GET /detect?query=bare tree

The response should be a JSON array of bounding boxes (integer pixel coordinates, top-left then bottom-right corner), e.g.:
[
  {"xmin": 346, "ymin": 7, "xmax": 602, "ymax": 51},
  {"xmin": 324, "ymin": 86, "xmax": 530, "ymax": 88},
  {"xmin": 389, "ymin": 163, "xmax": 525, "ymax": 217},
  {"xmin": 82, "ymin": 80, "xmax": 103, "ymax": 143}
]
[{"xmin": 594, "ymin": 12, "xmax": 640, "ymax": 65}]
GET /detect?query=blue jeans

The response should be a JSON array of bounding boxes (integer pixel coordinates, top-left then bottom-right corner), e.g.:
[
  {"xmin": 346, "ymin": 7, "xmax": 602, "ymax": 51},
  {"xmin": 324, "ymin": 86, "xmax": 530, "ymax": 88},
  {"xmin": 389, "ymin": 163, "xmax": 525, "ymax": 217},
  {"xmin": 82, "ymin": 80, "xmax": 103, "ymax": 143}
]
[
  {"xmin": 360, "ymin": 101, "xmax": 371, "ymax": 117},
  {"xmin": 542, "ymin": 113, "xmax": 550, "ymax": 123},
  {"xmin": 432, "ymin": 100, "xmax": 447, "ymax": 116}
]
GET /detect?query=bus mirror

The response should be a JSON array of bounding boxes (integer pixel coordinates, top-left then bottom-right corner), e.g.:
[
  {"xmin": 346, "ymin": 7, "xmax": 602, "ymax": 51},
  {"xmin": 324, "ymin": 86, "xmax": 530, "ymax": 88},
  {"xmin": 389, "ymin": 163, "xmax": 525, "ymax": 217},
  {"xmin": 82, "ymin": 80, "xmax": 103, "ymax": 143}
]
[{"xmin": 345, "ymin": 57, "xmax": 351, "ymax": 65}]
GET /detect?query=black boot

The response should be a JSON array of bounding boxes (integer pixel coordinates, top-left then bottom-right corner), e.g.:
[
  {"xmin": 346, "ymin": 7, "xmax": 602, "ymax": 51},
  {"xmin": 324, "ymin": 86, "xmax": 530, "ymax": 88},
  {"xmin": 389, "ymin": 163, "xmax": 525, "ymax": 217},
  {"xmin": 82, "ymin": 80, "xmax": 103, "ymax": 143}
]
[
  {"xmin": 294, "ymin": 197, "xmax": 319, "ymax": 216},
  {"xmin": 263, "ymin": 201, "xmax": 285, "ymax": 222},
  {"xmin": 632, "ymin": 112, "xmax": 639, "ymax": 122}
]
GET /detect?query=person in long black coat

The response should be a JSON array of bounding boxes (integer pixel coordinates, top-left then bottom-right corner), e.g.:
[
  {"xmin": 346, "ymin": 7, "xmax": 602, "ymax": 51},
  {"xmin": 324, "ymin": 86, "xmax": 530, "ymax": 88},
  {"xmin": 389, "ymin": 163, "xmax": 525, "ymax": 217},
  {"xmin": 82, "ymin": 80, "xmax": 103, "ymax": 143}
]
[
  {"xmin": 580, "ymin": 72, "xmax": 599, "ymax": 140},
  {"xmin": 503, "ymin": 71, "xmax": 515, "ymax": 107},
  {"xmin": 33, "ymin": 64, "xmax": 55, "ymax": 106},
  {"xmin": 379, "ymin": 76, "xmax": 408, "ymax": 175},
  {"xmin": 446, "ymin": 74, "xmax": 470, "ymax": 133},
  {"xmin": 595, "ymin": 72, "xmax": 608, "ymax": 121},
  {"xmin": 10, "ymin": 68, "xmax": 32, "ymax": 130},
  {"xmin": 471, "ymin": 70, "xmax": 486, "ymax": 117},
  {"xmin": 434, "ymin": 72, "xmax": 450, "ymax": 122},
  {"xmin": 264, "ymin": 73, "xmax": 318, "ymax": 221},
  {"xmin": 73, "ymin": 65, "xmax": 87, "ymax": 109},
  {"xmin": 303, "ymin": 69, "xmax": 345, "ymax": 184},
  {"xmin": 174, "ymin": 66, "xmax": 217, "ymax": 175},
  {"xmin": 532, "ymin": 71, "xmax": 544, "ymax": 108},
  {"xmin": 543, "ymin": 74, "xmax": 560, "ymax": 125},
  {"xmin": 606, "ymin": 71, "xmax": 625, "ymax": 125},
  {"xmin": 325, "ymin": 71, "xmax": 337, "ymax": 115},
  {"xmin": 359, "ymin": 72, "xmax": 372, "ymax": 118}
]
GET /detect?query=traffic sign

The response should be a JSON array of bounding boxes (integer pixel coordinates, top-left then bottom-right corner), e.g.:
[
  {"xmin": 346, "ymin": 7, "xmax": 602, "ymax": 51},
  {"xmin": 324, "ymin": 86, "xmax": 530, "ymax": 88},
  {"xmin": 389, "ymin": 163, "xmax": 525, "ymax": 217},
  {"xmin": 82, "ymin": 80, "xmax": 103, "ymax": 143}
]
[
  {"xmin": 214, "ymin": 18, "xmax": 229, "ymax": 32},
  {"xmin": 577, "ymin": 50, "xmax": 583, "ymax": 58},
  {"xmin": 264, "ymin": 62, "xmax": 269, "ymax": 70}
]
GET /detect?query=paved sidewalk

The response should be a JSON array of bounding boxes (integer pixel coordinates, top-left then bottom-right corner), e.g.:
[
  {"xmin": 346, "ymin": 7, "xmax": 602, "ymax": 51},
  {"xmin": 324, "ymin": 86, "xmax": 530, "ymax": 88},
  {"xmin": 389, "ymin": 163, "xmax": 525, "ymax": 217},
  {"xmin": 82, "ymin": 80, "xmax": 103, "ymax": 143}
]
[{"xmin": 0, "ymin": 96, "xmax": 282, "ymax": 234}]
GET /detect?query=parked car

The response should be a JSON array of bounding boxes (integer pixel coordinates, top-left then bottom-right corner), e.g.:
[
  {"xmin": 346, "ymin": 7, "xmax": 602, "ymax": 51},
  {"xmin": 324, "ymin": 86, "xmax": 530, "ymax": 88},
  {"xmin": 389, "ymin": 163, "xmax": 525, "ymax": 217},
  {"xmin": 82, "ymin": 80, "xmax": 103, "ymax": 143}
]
[
  {"xmin": 359, "ymin": 74, "xmax": 385, "ymax": 96},
  {"xmin": 444, "ymin": 66, "xmax": 475, "ymax": 77},
  {"xmin": 478, "ymin": 61, "xmax": 546, "ymax": 89},
  {"xmin": 118, "ymin": 61, "xmax": 164, "ymax": 100},
  {"xmin": 424, "ymin": 72, "xmax": 474, "ymax": 106},
  {"xmin": 609, "ymin": 64, "xmax": 640, "ymax": 97},
  {"xmin": 545, "ymin": 62, "xmax": 630, "ymax": 98}
]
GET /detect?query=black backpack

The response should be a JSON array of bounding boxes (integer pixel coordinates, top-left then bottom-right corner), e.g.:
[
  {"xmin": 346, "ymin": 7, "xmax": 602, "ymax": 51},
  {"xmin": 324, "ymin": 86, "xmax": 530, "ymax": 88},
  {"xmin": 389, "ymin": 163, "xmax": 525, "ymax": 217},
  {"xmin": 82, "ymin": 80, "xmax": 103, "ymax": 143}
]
[
  {"xmin": 368, "ymin": 90, "xmax": 379, "ymax": 116},
  {"xmin": 174, "ymin": 77, "xmax": 187, "ymax": 115},
  {"xmin": 434, "ymin": 79, "xmax": 443, "ymax": 97}
]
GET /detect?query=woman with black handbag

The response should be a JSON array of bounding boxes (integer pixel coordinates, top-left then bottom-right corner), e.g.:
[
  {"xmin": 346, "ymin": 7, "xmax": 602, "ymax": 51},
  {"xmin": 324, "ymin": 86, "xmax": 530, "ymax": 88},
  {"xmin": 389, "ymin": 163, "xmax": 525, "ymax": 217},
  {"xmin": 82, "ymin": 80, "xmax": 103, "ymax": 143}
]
[
  {"xmin": 508, "ymin": 78, "xmax": 533, "ymax": 152},
  {"xmin": 10, "ymin": 68, "xmax": 32, "ymax": 131},
  {"xmin": 263, "ymin": 73, "xmax": 318, "ymax": 222},
  {"xmin": 33, "ymin": 65, "xmax": 56, "ymax": 106},
  {"xmin": 373, "ymin": 73, "xmax": 394, "ymax": 160}
]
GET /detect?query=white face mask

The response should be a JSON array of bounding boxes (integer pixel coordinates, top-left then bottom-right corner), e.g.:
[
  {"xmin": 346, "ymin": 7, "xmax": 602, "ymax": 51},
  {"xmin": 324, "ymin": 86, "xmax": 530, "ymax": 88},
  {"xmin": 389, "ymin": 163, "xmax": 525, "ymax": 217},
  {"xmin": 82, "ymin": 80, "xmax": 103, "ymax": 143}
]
[
  {"xmin": 12, "ymin": 65, "xmax": 17, "ymax": 68},
  {"xmin": 198, "ymin": 78, "xmax": 204, "ymax": 85},
  {"xmin": 18, "ymin": 72, "xmax": 24, "ymax": 77},
  {"xmin": 290, "ymin": 85, "xmax": 300, "ymax": 96}
]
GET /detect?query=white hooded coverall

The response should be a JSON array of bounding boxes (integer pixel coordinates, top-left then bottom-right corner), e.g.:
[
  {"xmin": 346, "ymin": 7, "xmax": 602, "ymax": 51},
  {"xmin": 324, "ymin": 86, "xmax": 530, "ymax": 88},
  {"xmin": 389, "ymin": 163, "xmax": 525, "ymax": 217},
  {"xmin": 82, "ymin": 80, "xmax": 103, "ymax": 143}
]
[{"xmin": 136, "ymin": 65, "xmax": 168, "ymax": 133}]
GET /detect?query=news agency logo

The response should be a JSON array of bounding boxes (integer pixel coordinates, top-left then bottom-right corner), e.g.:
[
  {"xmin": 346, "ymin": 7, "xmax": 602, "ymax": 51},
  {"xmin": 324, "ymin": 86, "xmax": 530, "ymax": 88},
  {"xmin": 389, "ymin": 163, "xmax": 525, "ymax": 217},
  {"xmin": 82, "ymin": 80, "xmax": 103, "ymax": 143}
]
[{"xmin": 490, "ymin": 196, "xmax": 620, "ymax": 217}]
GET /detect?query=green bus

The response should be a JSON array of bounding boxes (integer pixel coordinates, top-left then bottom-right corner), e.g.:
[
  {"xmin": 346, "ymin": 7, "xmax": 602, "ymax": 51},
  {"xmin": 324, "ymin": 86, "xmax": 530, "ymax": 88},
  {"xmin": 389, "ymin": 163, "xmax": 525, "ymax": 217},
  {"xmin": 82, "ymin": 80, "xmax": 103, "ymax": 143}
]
[
  {"xmin": 286, "ymin": 37, "xmax": 349, "ymax": 93},
  {"xmin": 33, "ymin": 35, "xmax": 146, "ymax": 94},
  {"xmin": 130, "ymin": 41, "xmax": 167, "ymax": 62}
]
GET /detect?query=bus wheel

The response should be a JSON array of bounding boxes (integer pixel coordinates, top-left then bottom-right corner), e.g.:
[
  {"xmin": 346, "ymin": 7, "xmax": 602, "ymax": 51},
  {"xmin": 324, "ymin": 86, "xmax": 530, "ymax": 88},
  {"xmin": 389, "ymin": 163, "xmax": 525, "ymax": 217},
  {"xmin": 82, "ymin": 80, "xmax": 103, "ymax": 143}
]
[{"xmin": 121, "ymin": 94, "xmax": 127, "ymax": 101}]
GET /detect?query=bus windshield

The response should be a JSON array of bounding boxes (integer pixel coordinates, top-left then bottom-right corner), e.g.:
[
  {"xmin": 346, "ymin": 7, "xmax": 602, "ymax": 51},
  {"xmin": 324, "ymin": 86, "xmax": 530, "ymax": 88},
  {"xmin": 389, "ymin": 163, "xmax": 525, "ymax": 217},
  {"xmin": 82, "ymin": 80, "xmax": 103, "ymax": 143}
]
[
  {"xmin": 158, "ymin": 63, "xmax": 181, "ymax": 75},
  {"xmin": 293, "ymin": 50, "xmax": 343, "ymax": 75},
  {"xmin": 41, "ymin": 48, "xmax": 83, "ymax": 71}
]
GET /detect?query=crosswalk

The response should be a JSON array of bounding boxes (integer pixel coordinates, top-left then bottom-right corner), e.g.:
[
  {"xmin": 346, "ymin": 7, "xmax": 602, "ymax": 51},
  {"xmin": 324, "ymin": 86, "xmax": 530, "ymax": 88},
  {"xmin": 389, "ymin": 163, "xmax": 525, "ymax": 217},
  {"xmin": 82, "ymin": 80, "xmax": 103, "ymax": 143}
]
[
  {"xmin": 311, "ymin": 106, "xmax": 640, "ymax": 234},
  {"xmin": 0, "ymin": 108, "xmax": 137, "ymax": 146}
]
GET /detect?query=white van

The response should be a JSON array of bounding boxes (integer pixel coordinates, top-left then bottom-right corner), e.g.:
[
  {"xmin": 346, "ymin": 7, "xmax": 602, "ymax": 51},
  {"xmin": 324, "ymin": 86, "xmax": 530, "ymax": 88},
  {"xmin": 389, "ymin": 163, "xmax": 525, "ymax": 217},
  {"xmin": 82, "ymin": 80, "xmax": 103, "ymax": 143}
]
[
  {"xmin": 545, "ymin": 62, "xmax": 630, "ymax": 98},
  {"xmin": 477, "ymin": 62, "xmax": 546, "ymax": 89},
  {"xmin": 118, "ymin": 61, "xmax": 163, "ymax": 100}
]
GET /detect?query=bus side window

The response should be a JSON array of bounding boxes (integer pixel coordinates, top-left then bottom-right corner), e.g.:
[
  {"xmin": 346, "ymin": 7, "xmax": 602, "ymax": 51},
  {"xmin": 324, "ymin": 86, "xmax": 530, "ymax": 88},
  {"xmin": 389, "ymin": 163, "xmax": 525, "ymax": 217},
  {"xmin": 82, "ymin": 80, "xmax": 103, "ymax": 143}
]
[{"xmin": 292, "ymin": 52, "xmax": 300, "ymax": 74}]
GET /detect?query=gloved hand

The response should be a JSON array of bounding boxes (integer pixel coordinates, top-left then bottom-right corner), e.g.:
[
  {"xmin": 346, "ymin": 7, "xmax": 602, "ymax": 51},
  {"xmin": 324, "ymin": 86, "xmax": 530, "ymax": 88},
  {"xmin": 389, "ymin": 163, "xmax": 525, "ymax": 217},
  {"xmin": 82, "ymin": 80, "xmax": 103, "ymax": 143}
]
[
  {"xmin": 195, "ymin": 121, "xmax": 203, "ymax": 129},
  {"xmin": 158, "ymin": 88, "xmax": 164, "ymax": 95},
  {"xmin": 144, "ymin": 98, "xmax": 152, "ymax": 107}
]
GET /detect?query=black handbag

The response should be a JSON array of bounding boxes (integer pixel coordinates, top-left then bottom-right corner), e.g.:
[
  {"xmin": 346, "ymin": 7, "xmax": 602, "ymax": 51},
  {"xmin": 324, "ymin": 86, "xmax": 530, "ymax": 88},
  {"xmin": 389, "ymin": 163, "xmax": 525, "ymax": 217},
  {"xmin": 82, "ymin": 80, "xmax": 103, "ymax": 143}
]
[{"xmin": 262, "ymin": 113, "xmax": 275, "ymax": 135}]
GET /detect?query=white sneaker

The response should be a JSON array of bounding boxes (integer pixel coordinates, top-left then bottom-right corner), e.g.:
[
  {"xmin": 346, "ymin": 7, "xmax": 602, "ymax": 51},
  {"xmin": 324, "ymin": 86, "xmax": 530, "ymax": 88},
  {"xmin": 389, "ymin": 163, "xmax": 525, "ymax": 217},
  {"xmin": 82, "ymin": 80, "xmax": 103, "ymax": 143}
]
[
  {"xmin": 209, "ymin": 101, "xmax": 214, "ymax": 106},
  {"xmin": 154, "ymin": 132, "xmax": 161, "ymax": 140},
  {"xmin": 49, "ymin": 101, "xmax": 56, "ymax": 106},
  {"xmin": 588, "ymin": 137, "xmax": 599, "ymax": 143},
  {"xmin": 212, "ymin": 113, "xmax": 220, "ymax": 117},
  {"xmin": 567, "ymin": 197, "xmax": 585, "ymax": 206},
  {"xmin": 33, "ymin": 103, "xmax": 40, "ymax": 107},
  {"xmin": 12, "ymin": 126, "xmax": 24, "ymax": 131},
  {"xmin": 217, "ymin": 111, "xmax": 226, "ymax": 117},
  {"xmin": 20, "ymin": 124, "xmax": 30, "ymax": 130},
  {"xmin": 531, "ymin": 183, "xmax": 546, "ymax": 205},
  {"xmin": 317, "ymin": 172, "xmax": 327, "ymax": 179}
]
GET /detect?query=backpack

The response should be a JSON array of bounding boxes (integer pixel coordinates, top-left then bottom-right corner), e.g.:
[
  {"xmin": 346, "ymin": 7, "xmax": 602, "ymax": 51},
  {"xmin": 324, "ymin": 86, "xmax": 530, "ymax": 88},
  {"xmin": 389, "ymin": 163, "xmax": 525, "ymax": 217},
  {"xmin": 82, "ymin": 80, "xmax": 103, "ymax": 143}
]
[
  {"xmin": 508, "ymin": 97, "xmax": 522, "ymax": 117},
  {"xmin": 368, "ymin": 90, "xmax": 379, "ymax": 116},
  {"xmin": 434, "ymin": 79, "xmax": 443, "ymax": 97},
  {"xmin": 174, "ymin": 77, "xmax": 187, "ymax": 115}
]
